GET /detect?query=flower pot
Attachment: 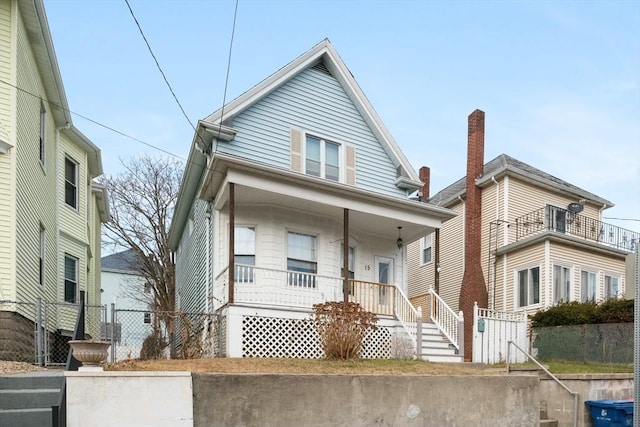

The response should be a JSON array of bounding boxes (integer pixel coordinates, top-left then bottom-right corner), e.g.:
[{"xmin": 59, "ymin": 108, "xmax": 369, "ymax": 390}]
[{"xmin": 69, "ymin": 340, "xmax": 110, "ymax": 367}]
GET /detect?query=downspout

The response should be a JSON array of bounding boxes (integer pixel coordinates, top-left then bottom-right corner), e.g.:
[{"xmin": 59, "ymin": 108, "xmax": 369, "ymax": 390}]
[
  {"xmin": 458, "ymin": 195, "xmax": 465, "ymax": 267},
  {"xmin": 491, "ymin": 176, "xmax": 499, "ymax": 310},
  {"xmin": 205, "ymin": 204, "xmax": 211, "ymax": 313}
]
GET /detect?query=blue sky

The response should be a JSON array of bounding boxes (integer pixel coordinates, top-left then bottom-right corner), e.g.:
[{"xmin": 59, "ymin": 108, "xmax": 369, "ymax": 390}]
[{"xmin": 44, "ymin": 0, "xmax": 639, "ymax": 232}]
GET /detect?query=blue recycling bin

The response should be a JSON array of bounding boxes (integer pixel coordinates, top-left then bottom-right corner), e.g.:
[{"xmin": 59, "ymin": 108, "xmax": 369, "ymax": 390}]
[{"xmin": 585, "ymin": 400, "xmax": 633, "ymax": 427}]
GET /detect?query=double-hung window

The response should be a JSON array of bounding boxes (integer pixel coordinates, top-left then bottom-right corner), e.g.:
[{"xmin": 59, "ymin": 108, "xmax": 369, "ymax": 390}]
[
  {"xmin": 580, "ymin": 270, "xmax": 597, "ymax": 302},
  {"xmin": 341, "ymin": 245, "xmax": 355, "ymax": 279},
  {"xmin": 604, "ymin": 275, "xmax": 619, "ymax": 299},
  {"xmin": 305, "ymin": 135, "xmax": 340, "ymax": 181},
  {"xmin": 287, "ymin": 232, "xmax": 317, "ymax": 287},
  {"xmin": 64, "ymin": 157, "xmax": 78, "ymax": 209},
  {"xmin": 421, "ymin": 234, "xmax": 432, "ymax": 264},
  {"xmin": 64, "ymin": 255, "xmax": 78, "ymax": 303},
  {"xmin": 517, "ymin": 266, "xmax": 540, "ymax": 307},
  {"xmin": 553, "ymin": 265, "xmax": 572, "ymax": 303},
  {"xmin": 234, "ymin": 226, "xmax": 255, "ymax": 283}
]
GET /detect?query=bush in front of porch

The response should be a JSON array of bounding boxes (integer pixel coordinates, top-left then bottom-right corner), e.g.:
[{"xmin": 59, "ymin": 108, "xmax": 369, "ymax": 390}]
[{"xmin": 312, "ymin": 302, "xmax": 378, "ymax": 360}]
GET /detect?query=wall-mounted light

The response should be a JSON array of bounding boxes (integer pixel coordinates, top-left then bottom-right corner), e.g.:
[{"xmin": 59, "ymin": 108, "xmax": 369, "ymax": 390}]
[
  {"xmin": 436, "ymin": 263, "xmax": 441, "ymax": 273},
  {"xmin": 396, "ymin": 227, "xmax": 403, "ymax": 249}
]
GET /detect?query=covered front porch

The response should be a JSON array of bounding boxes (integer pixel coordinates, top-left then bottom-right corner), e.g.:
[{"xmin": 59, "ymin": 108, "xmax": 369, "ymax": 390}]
[{"xmin": 198, "ymin": 154, "xmax": 458, "ymax": 359}]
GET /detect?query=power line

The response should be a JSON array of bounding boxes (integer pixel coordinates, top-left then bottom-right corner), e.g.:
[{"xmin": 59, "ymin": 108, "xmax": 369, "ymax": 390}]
[
  {"xmin": 124, "ymin": 0, "xmax": 197, "ymax": 135},
  {"xmin": 216, "ymin": 0, "xmax": 240, "ymax": 145},
  {"xmin": 0, "ymin": 77, "xmax": 186, "ymax": 162},
  {"xmin": 603, "ymin": 217, "xmax": 640, "ymax": 222}
]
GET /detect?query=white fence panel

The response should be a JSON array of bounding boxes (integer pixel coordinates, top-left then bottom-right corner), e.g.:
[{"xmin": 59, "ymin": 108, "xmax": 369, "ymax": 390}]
[{"xmin": 472, "ymin": 303, "xmax": 527, "ymax": 363}]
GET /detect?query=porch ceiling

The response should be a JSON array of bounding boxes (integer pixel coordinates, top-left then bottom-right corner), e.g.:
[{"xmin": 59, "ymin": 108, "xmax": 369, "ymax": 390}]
[
  {"xmin": 226, "ymin": 182, "xmax": 436, "ymax": 244},
  {"xmin": 201, "ymin": 153, "xmax": 456, "ymax": 244}
]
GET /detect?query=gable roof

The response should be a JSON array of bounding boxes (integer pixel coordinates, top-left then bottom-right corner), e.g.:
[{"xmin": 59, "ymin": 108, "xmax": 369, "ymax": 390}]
[
  {"xmin": 201, "ymin": 39, "xmax": 422, "ymax": 188},
  {"xmin": 428, "ymin": 153, "xmax": 613, "ymax": 208},
  {"xmin": 101, "ymin": 250, "xmax": 144, "ymax": 275},
  {"xmin": 169, "ymin": 40, "xmax": 426, "ymax": 248},
  {"xmin": 19, "ymin": 0, "xmax": 72, "ymax": 128}
]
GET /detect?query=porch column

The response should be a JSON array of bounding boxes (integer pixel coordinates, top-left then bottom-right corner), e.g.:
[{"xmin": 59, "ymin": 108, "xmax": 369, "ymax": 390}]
[
  {"xmin": 228, "ymin": 183, "xmax": 235, "ymax": 304},
  {"xmin": 343, "ymin": 208, "xmax": 349, "ymax": 303}
]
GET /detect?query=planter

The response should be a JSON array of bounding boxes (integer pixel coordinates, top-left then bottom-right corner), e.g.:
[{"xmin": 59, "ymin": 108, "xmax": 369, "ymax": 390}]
[{"xmin": 69, "ymin": 340, "xmax": 110, "ymax": 367}]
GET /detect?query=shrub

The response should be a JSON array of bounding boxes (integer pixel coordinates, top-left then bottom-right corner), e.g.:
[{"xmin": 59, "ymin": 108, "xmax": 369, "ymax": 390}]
[
  {"xmin": 312, "ymin": 301, "xmax": 378, "ymax": 360},
  {"xmin": 530, "ymin": 299, "xmax": 634, "ymax": 328},
  {"xmin": 139, "ymin": 329, "xmax": 167, "ymax": 360}
]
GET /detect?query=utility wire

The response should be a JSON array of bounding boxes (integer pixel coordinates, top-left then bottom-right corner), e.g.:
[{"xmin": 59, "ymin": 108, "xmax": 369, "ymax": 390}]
[
  {"xmin": 603, "ymin": 217, "xmax": 640, "ymax": 222},
  {"xmin": 215, "ymin": 0, "xmax": 240, "ymax": 145},
  {"xmin": 124, "ymin": 0, "xmax": 197, "ymax": 134},
  {"xmin": 0, "ymin": 77, "xmax": 186, "ymax": 162}
]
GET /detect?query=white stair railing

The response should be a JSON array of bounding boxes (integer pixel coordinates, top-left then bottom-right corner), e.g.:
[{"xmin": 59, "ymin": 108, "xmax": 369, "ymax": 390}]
[
  {"xmin": 428, "ymin": 288, "xmax": 463, "ymax": 350},
  {"xmin": 392, "ymin": 285, "xmax": 420, "ymax": 349}
]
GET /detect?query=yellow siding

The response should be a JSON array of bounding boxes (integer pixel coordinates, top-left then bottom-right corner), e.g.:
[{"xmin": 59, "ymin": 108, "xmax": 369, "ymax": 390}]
[
  {"xmin": 501, "ymin": 243, "xmax": 546, "ymax": 311},
  {"xmin": 14, "ymin": 11, "xmax": 58, "ymax": 309},
  {"xmin": 58, "ymin": 133, "xmax": 88, "ymax": 243},
  {"xmin": 438, "ymin": 201, "xmax": 465, "ymax": 312},
  {"xmin": 0, "ymin": 0, "xmax": 15, "ymax": 300},
  {"xmin": 548, "ymin": 242, "xmax": 626, "ymax": 302}
]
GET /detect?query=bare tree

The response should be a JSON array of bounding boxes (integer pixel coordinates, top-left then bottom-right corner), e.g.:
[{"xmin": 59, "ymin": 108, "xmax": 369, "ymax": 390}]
[{"xmin": 102, "ymin": 155, "xmax": 184, "ymax": 357}]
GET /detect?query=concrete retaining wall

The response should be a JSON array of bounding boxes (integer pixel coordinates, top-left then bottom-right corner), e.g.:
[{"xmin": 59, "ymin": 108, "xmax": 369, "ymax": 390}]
[
  {"xmin": 65, "ymin": 371, "xmax": 193, "ymax": 427},
  {"xmin": 192, "ymin": 374, "xmax": 540, "ymax": 427},
  {"xmin": 539, "ymin": 374, "xmax": 633, "ymax": 427}
]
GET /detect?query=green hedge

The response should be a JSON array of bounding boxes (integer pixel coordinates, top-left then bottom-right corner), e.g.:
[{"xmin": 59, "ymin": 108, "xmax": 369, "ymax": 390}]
[{"xmin": 530, "ymin": 299, "xmax": 634, "ymax": 327}]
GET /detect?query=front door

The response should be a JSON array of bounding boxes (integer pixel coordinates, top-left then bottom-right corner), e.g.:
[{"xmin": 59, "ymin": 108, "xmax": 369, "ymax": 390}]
[{"xmin": 375, "ymin": 256, "xmax": 393, "ymax": 305}]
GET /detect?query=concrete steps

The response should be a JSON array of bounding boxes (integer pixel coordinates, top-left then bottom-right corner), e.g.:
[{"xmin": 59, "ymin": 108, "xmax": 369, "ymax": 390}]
[
  {"xmin": 419, "ymin": 322, "xmax": 463, "ymax": 363},
  {"xmin": 0, "ymin": 371, "xmax": 64, "ymax": 427}
]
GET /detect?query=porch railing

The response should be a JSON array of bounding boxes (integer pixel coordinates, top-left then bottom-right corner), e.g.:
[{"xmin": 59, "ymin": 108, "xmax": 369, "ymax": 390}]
[
  {"xmin": 429, "ymin": 288, "xmax": 463, "ymax": 350},
  {"xmin": 515, "ymin": 205, "xmax": 639, "ymax": 252},
  {"xmin": 215, "ymin": 264, "xmax": 342, "ymax": 310},
  {"xmin": 392, "ymin": 285, "xmax": 420, "ymax": 348},
  {"xmin": 349, "ymin": 280, "xmax": 395, "ymax": 316}
]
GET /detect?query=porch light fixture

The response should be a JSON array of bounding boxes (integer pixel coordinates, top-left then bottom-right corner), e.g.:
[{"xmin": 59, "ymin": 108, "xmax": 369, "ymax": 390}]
[{"xmin": 396, "ymin": 227, "xmax": 403, "ymax": 249}]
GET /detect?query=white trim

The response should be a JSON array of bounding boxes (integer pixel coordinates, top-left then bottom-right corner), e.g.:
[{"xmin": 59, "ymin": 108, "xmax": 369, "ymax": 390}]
[
  {"xmin": 419, "ymin": 233, "xmax": 433, "ymax": 266},
  {"xmin": 544, "ymin": 240, "xmax": 550, "ymax": 306},
  {"xmin": 502, "ymin": 176, "xmax": 509, "ymax": 245},
  {"xmin": 0, "ymin": 139, "xmax": 12, "ymax": 154},
  {"xmin": 302, "ymin": 130, "xmax": 345, "ymax": 183},
  {"xmin": 514, "ymin": 263, "xmax": 542, "ymax": 310}
]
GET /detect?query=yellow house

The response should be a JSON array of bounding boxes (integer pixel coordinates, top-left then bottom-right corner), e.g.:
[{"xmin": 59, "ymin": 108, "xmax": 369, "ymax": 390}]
[
  {"xmin": 0, "ymin": 0, "xmax": 109, "ymax": 362},
  {"xmin": 408, "ymin": 110, "xmax": 638, "ymax": 360}
]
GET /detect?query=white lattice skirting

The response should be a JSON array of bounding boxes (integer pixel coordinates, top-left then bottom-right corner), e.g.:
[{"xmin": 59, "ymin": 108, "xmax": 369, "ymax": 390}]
[
  {"xmin": 223, "ymin": 305, "xmax": 395, "ymax": 359},
  {"xmin": 241, "ymin": 315, "xmax": 391, "ymax": 358}
]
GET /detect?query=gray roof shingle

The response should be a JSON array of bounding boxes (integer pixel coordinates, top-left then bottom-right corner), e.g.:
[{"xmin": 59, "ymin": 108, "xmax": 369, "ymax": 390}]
[{"xmin": 427, "ymin": 154, "xmax": 613, "ymax": 208}]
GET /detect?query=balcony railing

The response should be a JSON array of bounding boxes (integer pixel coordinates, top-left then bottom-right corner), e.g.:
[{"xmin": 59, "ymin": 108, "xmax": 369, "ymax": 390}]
[
  {"xmin": 515, "ymin": 205, "xmax": 639, "ymax": 252},
  {"xmin": 213, "ymin": 264, "xmax": 406, "ymax": 316}
]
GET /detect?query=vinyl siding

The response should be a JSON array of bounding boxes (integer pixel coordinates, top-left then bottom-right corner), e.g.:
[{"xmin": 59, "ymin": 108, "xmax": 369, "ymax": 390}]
[
  {"xmin": 501, "ymin": 244, "xmax": 546, "ymax": 312},
  {"xmin": 430, "ymin": 202, "xmax": 465, "ymax": 313},
  {"xmin": 209, "ymin": 203, "xmax": 404, "ymax": 293},
  {"xmin": 0, "ymin": 0, "xmax": 15, "ymax": 300},
  {"xmin": 505, "ymin": 177, "xmax": 603, "ymax": 245},
  {"xmin": 175, "ymin": 199, "xmax": 209, "ymax": 314},
  {"xmin": 218, "ymin": 67, "xmax": 405, "ymax": 198},
  {"xmin": 14, "ymin": 13, "xmax": 58, "ymax": 311},
  {"xmin": 58, "ymin": 134, "xmax": 88, "ymax": 244},
  {"xmin": 548, "ymin": 241, "xmax": 626, "ymax": 303}
]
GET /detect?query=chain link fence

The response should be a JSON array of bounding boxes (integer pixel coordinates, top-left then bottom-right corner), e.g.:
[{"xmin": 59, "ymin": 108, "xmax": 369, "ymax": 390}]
[
  {"xmin": 0, "ymin": 298, "xmax": 105, "ymax": 366},
  {"xmin": 107, "ymin": 308, "xmax": 221, "ymax": 362}
]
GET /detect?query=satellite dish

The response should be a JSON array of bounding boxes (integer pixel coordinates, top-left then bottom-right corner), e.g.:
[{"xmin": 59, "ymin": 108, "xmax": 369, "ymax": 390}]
[{"xmin": 567, "ymin": 202, "xmax": 584, "ymax": 213}]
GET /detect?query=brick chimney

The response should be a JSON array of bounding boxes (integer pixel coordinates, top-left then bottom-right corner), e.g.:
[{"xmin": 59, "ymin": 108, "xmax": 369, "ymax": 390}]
[
  {"xmin": 459, "ymin": 109, "xmax": 488, "ymax": 361},
  {"xmin": 419, "ymin": 166, "xmax": 430, "ymax": 201}
]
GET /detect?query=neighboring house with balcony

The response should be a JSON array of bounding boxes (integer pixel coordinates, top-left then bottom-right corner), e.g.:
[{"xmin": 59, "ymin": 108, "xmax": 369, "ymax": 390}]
[
  {"xmin": 408, "ymin": 109, "xmax": 638, "ymax": 360},
  {"xmin": 0, "ymin": 0, "xmax": 109, "ymax": 362},
  {"xmin": 168, "ymin": 39, "xmax": 459, "ymax": 360}
]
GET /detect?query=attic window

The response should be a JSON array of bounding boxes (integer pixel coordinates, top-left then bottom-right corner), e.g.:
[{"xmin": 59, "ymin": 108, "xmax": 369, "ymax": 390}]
[{"xmin": 312, "ymin": 61, "xmax": 332, "ymax": 77}]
